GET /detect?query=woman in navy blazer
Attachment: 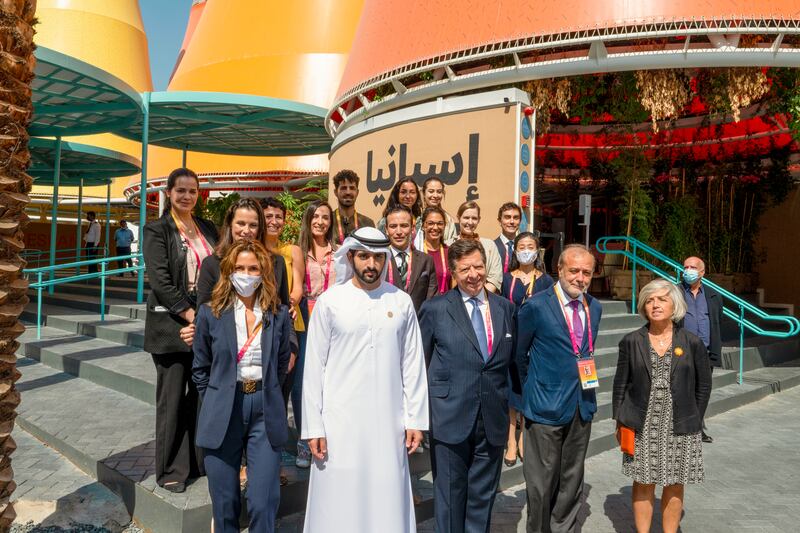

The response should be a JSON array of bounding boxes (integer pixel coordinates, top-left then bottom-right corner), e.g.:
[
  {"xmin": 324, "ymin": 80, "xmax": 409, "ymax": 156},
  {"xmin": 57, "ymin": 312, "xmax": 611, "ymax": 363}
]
[{"xmin": 193, "ymin": 240, "xmax": 292, "ymax": 533}]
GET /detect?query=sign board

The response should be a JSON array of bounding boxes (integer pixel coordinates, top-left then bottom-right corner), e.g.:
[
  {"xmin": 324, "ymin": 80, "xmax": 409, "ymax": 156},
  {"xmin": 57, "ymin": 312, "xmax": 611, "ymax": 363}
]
[{"xmin": 329, "ymin": 89, "xmax": 532, "ymax": 228}]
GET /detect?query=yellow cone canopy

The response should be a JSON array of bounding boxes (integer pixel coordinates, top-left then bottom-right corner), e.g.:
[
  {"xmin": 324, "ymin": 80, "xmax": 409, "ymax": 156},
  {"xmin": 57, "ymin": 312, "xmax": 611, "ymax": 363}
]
[{"xmin": 145, "ymin": 0, "xmax": 365, "ymax": 182}]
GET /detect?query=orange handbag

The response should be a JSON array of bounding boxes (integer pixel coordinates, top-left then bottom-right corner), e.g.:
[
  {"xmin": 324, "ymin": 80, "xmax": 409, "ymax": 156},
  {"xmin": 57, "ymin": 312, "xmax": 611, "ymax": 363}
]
[{"xmin": 619, "ymin": 425, "xmax": 635, "ymax": 456}]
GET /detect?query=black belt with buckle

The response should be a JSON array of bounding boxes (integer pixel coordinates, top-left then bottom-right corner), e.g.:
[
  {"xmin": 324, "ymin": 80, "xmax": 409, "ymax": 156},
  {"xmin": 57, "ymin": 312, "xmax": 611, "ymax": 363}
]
[{"xmin": 238, "ymin": 379, "xmax": 263, "ymax": 394}]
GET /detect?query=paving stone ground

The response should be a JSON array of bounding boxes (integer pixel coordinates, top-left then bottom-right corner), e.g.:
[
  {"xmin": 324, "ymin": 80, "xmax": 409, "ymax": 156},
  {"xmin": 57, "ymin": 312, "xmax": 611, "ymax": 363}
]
[
  {"xmin": 11, "ymin": 426, "xmax": 134, "ymax": 532},
  {"xmin": 277, "ymin": 385, "xmax": 800, "ymax": 532}
]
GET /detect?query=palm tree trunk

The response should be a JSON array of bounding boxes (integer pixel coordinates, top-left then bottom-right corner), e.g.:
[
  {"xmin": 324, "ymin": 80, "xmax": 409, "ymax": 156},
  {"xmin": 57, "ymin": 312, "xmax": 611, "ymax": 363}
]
[{"xmin": 0, "ymin": 1, "xmax": 37, "ymax": 529}]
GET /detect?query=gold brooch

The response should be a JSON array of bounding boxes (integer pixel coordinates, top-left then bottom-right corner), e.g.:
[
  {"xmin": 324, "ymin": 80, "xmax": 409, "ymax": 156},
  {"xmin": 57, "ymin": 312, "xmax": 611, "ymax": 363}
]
[{"xmin": 674, "ymin": 347, "xmax": 684, "ymax": 357}]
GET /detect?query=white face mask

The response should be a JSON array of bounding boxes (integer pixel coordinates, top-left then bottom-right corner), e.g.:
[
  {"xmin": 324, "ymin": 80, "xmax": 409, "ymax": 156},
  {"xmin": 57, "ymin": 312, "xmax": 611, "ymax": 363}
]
[
  {"xmin": 516, "ymin": 249, "xmax": 538, "ymax": 265},
  {"xmin": 230, "ymin": 273, "xmax": 261, "ymax": 297}
]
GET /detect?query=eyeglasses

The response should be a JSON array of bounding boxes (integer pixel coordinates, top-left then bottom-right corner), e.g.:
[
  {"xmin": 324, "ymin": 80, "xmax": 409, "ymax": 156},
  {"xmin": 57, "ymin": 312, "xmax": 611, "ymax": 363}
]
[{"xmin": 425, "ymin": 221, "xmax": 445, "ymax": 228}]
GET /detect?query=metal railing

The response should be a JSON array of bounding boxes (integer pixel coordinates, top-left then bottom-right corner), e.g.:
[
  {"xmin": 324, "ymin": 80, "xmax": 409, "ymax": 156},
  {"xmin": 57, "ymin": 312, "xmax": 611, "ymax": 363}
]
[
  {"xmin": 596, "ymin": 236, "xmax": 800, "ymax": 384},
  {"xmin": 24, "ymin": 253, "xmax": 145, "ymax": 339},
  {"xmin": 21, "ymin": 246, "xmax": 110, "ymax": 270}
]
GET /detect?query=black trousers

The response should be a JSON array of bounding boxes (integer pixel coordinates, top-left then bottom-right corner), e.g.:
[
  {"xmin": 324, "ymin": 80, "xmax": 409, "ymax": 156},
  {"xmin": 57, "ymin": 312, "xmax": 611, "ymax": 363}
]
[
  {"xmin": 86, "ymin": 242, "xmax": 99, "ymax": 273},
  {"xmin": 151, "ymin": 352, "xmax": 204, "ymax": 486},
  {"xmin": 116, "ymin": 246, "xmax": 132, "ymax": 270},
  {"xmin": 523, "ymin": 408, "xmax": 591, "ymax": 533},
  {"xmin": 431, "ymin": 410, "xmax": 504, "ymax": 533}
]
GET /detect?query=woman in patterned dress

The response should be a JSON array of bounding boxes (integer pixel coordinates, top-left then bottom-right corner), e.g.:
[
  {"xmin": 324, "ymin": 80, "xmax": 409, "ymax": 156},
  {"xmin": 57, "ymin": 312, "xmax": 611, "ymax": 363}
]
[{"xmin": 612, "ymin": 279, "xmax": 712, "ymax": 533}]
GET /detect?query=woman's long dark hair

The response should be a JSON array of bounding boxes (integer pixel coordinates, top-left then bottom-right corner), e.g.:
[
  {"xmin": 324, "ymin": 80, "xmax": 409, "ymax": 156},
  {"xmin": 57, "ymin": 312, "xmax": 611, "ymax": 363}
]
[
  {"xmin": 507, "ymin": 231, "xmax": 545, "ymax": 272},
  {"xmin": 298, "ymin": 201, "xmax": 335, "ymax": 258},
  {"xmin": 163, "ymin": 167, "xmax": 200, "ymax": 214},
  {"xmin": 383, "ymin": 178, "xmax": 423, "ymax": 218},
  {"xmin": 214, "ymin": 198, "xmax": 267, "ymax": 256},
  {"xmin": 210, "ymin": 240, "xmax": 278, "ymax": 317}
]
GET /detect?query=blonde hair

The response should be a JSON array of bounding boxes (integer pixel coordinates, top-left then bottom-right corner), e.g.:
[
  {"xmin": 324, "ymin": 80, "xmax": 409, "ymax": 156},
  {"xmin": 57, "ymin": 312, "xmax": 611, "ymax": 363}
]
[
  {"xmin": 637, "ymin": 278, "xmax": 687, "ymax": 322},
  {"xmin": 210, "ymin": 240, "xmax": 278, "ymax": 318}
]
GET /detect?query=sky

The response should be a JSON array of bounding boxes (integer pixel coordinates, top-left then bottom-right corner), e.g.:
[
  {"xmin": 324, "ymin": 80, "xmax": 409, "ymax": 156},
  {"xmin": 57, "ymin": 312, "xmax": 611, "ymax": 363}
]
[{"xmin": 140, "ymin": 0, "xmax": 194, "ymax": 90}]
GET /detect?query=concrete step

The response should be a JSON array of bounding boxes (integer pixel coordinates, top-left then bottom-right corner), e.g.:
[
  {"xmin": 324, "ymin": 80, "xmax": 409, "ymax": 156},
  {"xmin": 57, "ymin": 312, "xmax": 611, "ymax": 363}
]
[
  {"xmin": 43, "ymin": 281, "xmax": 141, "ymax": 301},
  {"xmin": 22, "ymin": 304, "xmax": 146, "ymax": 350},
  {"xmin": 26, "ymin": 291, "xmax": 147, "ymax": 320}
]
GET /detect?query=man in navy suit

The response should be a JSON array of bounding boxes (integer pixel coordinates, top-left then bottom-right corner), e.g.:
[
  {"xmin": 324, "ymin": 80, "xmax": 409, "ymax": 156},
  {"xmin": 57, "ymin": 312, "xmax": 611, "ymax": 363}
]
[
  {"xmin": 419, "ymin": 238, "xmax": 517, "ymax": 533},
  {"xmin": 494, "ymin": 202, "xmax": 522, "ymax": 274},
  {"xmin": 515, "ymin": 244, "xmax": 602, "ymax": 533}
]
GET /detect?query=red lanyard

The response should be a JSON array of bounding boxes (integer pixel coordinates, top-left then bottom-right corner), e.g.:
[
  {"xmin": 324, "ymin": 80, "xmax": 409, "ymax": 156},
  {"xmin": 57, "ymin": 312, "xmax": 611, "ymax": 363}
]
[
  {"xmin": 475, "ymin": 293, "xmax": 494, "ymax": 354},
  {"xmin": 305, "ymin": 250, "xmax": 332, "ymax": 296},
  {"xmin": 388, "ymin": 249, "xmax": 413, "ymax": 291},
  {"xmin": 336, "ymin": 209, "xmax": 358, "ymax": 244},
  {"xmin": 507, "ymin": 274, "xmax": 536, "ymax": 303},
  {"xmin": 503, "ymin": 243, "xmax": 511, "ymax": 273},
  {"xmin": 171, "ymin": 211, "xmax": 212, "ymax": 268},
  {"xmin": 554, "ymin": 285, "xmax": 594, "ymax": 357},
  {"xmin": 424, "ymin": 242, "xmax": 448, "ymax": 294},
  {"xmin": 236, "ymin": 321, "xmax": 263, "ymax": 363}
]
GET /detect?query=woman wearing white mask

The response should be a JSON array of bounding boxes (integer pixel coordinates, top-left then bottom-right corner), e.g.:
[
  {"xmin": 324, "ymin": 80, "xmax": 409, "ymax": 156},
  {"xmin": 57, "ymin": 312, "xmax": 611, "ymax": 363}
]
[
  {"xmin": 193, "ymin": 240, "xmax": 293, "ymax": 533},
  {"xmin": 500, "ymin": 231, "xmax": 553, "ymax": 466}
]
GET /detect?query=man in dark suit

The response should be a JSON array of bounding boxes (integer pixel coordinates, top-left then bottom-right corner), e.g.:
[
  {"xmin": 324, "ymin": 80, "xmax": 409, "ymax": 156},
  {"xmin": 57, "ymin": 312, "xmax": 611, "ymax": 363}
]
[
  {"xmin": 515, "ymin": 244, "xmax": 602, "ymax": 533},
  {"xmin": 419, "ymin": 239, "xmax": 517, "ymax": 533},
  {"xmin": 680, "ymin": 255, "xmax": 724, "ymax": 443},
  {"xmin": 384, "ymin": 205, "xmax": 437, "ymax": 313},
  {"xmin": 494, "ymin": 202, "xmax": 522, "ymax": 274}
]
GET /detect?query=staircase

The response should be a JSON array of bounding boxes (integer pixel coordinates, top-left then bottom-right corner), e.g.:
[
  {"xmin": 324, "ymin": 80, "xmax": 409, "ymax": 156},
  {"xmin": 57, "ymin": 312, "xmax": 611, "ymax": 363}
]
[{"xmin": 15, "ymin": 279, "xmax": 800, "ymax": 531}]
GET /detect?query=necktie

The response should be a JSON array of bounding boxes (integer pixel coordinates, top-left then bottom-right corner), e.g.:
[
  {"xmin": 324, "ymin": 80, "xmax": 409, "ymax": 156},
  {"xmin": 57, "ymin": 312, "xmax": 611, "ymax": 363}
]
[
  {"xmin": 397, "ymin": 251, "xmax": 408, "ymax": 285},
  {"xmin": 506, "ymin": 240, "xmax": 514, "ymax": 261},
  {"xmin": 469, "ymin": 297, "xmax": 490, "ymax": 362},
  {"xmin": 569, "ymin": 299, "xmax": 584, "ymax": 350}
]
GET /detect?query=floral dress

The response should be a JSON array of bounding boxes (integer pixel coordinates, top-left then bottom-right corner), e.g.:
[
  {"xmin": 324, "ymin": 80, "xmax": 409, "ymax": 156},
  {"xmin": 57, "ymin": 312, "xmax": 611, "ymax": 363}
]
[{"xmin": 622, "ymin": 344, "xmax": 705, "ymax": 485}]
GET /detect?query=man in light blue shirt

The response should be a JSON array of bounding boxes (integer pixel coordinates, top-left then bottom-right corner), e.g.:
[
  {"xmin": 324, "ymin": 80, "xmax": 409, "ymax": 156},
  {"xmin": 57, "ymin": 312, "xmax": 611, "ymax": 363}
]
[{"xmin": 114, "ymin": 220, "xmax": 135, "ymax": 276}]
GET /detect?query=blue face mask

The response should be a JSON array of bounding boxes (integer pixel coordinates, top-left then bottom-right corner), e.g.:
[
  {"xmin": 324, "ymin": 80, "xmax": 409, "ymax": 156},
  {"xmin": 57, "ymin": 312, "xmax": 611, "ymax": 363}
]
[{"xmin": 683, "ymin": 269, "xmax": 700, "ymax": 284}]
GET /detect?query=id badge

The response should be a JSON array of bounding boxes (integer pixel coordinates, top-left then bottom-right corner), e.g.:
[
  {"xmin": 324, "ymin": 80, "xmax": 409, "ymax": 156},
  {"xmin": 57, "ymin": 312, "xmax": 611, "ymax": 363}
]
[{"xmin": 577, "ymin": 358, "xmax": 599, "ymax": 390}]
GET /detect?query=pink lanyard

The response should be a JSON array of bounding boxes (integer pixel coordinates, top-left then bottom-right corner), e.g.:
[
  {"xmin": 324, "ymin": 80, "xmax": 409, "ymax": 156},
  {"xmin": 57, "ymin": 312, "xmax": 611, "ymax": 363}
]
[
  {"xmin": 171, "ymin": 212, "xmax": 211, "ymax": 267},
  {"xmin": 503, "ymin": 246, "xmax": 511, "ymax": 273},
  {"xmin": 305, "ymin": 252, "xmax": 332, "ymax": 297},
  {"xmin": 554, "ymin": 286, "xmax": 594, "ymax": 357},
  {"xmin": 388, "ymin": 250, "xmax": 414, "ymax": 291},
  {"xmin": 507, "ymin": 275, "xmax": 536, "ymax": 303},
  {"xmin": 482, "ymin": 294, "xmax": 494, "ymax": 354},
  {"xmin": 236, "ymin": 321, "xmax": 263, "ymax": 363}
]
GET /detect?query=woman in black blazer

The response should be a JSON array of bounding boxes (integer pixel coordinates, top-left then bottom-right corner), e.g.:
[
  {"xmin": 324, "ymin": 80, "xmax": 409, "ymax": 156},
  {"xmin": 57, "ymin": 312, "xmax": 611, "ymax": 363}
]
[
  {"xmin": 612, "ymin": 279, "xmax": 712, "ymax": 533},
  {"xmin": 143, "ymin": 168, "xmax": 219, "ymax": 493}
]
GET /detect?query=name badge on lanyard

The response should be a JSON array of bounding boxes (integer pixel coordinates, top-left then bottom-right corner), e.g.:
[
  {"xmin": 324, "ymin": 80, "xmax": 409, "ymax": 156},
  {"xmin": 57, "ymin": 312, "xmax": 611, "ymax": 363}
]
[{"xmin": 555, "ymin": 285, "xmax": 598, "ymax": 390}]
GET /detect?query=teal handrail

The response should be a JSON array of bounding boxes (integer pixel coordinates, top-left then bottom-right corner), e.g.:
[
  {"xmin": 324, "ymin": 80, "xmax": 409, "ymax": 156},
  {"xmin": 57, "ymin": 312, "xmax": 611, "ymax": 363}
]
[
  {"xmin": 25, "ymin": 253, "xmax": 145, "ymax": 339},
  {"xmin": 21, "ymin": 246, "xmax": 110, "ymax": 270},
  {"xmin": 596, "ymin": 236, "xmax": 800, "ymax": 385}
]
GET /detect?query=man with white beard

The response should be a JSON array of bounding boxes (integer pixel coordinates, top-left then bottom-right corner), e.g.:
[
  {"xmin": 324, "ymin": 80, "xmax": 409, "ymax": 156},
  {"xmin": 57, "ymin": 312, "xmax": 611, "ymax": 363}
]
[{"xmin": 301, "ymin": 227, "xmax": 429, "ymax": 533}]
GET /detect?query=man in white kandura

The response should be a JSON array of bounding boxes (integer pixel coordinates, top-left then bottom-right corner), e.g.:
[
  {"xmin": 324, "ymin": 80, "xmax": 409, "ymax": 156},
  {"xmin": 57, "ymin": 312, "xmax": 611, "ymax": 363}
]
[{"xmin": 301, "ymin": 226, "xmax": 429, "ymax": 533}]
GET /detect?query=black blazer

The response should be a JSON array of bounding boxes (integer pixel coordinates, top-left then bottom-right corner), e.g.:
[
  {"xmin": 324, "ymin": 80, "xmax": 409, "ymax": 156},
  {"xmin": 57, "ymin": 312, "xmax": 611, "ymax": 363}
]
[
  {"xmin": 143, "ymin": 213, "xmax": 219, "ymax": 354},
  {"xmin": 612, "ymin": 326, "xmax": 712, "ymax": 435},
  {"xmin": 678, "ymin": 283, "xmax": 724, "ymax": 366},
  {"xmin": 419, "ymin": 289, "xmax": 516, "ymax": 447},
  {"xmin": 192, "ymin": 303, "xmax": 292, "ymax": 449},
  {"xmin": 196, "ymin": 253, "xmax": 290, "ymax": 308},
  {"xmin": 386, "ymin": 249, "xmax": 437, "ymax": 313}
]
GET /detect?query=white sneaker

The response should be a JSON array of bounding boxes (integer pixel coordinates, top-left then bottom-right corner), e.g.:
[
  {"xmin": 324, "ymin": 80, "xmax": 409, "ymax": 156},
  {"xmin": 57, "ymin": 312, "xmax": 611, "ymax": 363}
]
[{"xmin": 295, "ymin": 443, "xmax": 311, "ymax": 469}]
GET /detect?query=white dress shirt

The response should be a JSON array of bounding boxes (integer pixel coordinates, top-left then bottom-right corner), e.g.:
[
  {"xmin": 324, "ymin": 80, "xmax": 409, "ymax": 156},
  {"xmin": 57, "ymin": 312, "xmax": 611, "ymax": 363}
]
[
  {"xmin": 459, "ymin": 288, "xmax": 491, "ymax": 347},
  {"xmin": 391, "ymin": 245, "xmax": 412, "ymax": 270},
  {"xmin": 85, "ymin": 220, "xmax": 100, "ymax": 244},
  {"xmin": 235, "ymin": 299, "xmax": 263, "ymax": 381},
  {"xmin": 554, "ymin": 280, "xmax": 586, "ymax": 331}
]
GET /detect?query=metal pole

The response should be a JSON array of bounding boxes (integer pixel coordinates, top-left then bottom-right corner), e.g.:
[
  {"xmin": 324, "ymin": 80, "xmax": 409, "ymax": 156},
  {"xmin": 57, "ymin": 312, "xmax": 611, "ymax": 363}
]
[
  {"xmin": 182, "ymin": 146, "xmax": 187, "ymax": 168},
  {"xmin": 530, "ymin": 109, "xmax": 536, "ymax": 231},
  {"xmin": 37, "ymin": 272, "xmax": 42, "ymax": 339},
  {"xmin": 105, "ymin": 181, "xmax": 111, "ymax": 259},
  {"xmin": 48, "ymin": 137, "xmax": 61, "ymax": 295},
  {"xmin": 75, "ymin": 178, "xmax": 84, "ymax": 276},
  {"xmin": 738, "ymin": 305, "xmax": 745, "ymax": 385},
  {"xmin": 631, "ymin": 241, "xmax": 638, "ymax": 314},
  {"xmin": 100, "ymin": 261, "xmax": 106, "ymax": 322},
  {"xmin": 137, "ymin": 91, "xmax": 151, "ymax": 303}
]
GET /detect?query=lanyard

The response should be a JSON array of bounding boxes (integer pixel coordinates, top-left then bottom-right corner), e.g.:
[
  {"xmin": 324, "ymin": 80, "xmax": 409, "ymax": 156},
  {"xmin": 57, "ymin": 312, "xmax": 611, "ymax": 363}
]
[
  {"xmin": 424, "ymin": 241, "xmax": 448, "ymax": 294},
  {"xmin": 388, "ymin": 249, "xmax": 413, "ymax": 291},
  {"xmin": 507, "ymin": 274, "xmax": 536, "ymax": 303},
  {"xmin": 336, "ymin": 209, "xmax": 358, "ymax": 244},
  {"xmin": 475, "ymin": 292, "xmax": 494, "ymax": 354},
  {"xmin": 236, "ymin": 320, "xmax": 263, "ymax": 363},
  {"xmin": 554, "ymin": 285, "xmax": 594, "ymax": 357},
  {"xmin": 503, "ymin": 243, "xmax": 511, "ymax": 273},
  {"xmin": 171, "ymin": 211, "xmax": 212, "ymax": 269},
  {"xmin": 305, "ymin": 250, "xmax": 332, "ymax": 296}
]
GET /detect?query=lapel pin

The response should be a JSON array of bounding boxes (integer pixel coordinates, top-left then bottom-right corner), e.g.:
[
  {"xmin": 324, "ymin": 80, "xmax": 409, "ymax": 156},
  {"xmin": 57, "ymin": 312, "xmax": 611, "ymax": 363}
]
[{"xmin": 674, "ymin": 347, "xmax": 684, "ymax": 357}]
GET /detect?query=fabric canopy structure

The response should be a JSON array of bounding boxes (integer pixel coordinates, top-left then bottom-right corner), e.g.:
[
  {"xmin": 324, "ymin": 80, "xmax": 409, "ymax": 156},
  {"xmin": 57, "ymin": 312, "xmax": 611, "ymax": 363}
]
[
  {"xmin": 30, "ymin": 46, "xmax": 142, "ymax": 137},
  {"xmin": 119, "ymin": 91, "xmax": 331, "ymax": 157},
  {"xmin": 28, "ymin": 138, "xmax": 141, "ymax": 186}
]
